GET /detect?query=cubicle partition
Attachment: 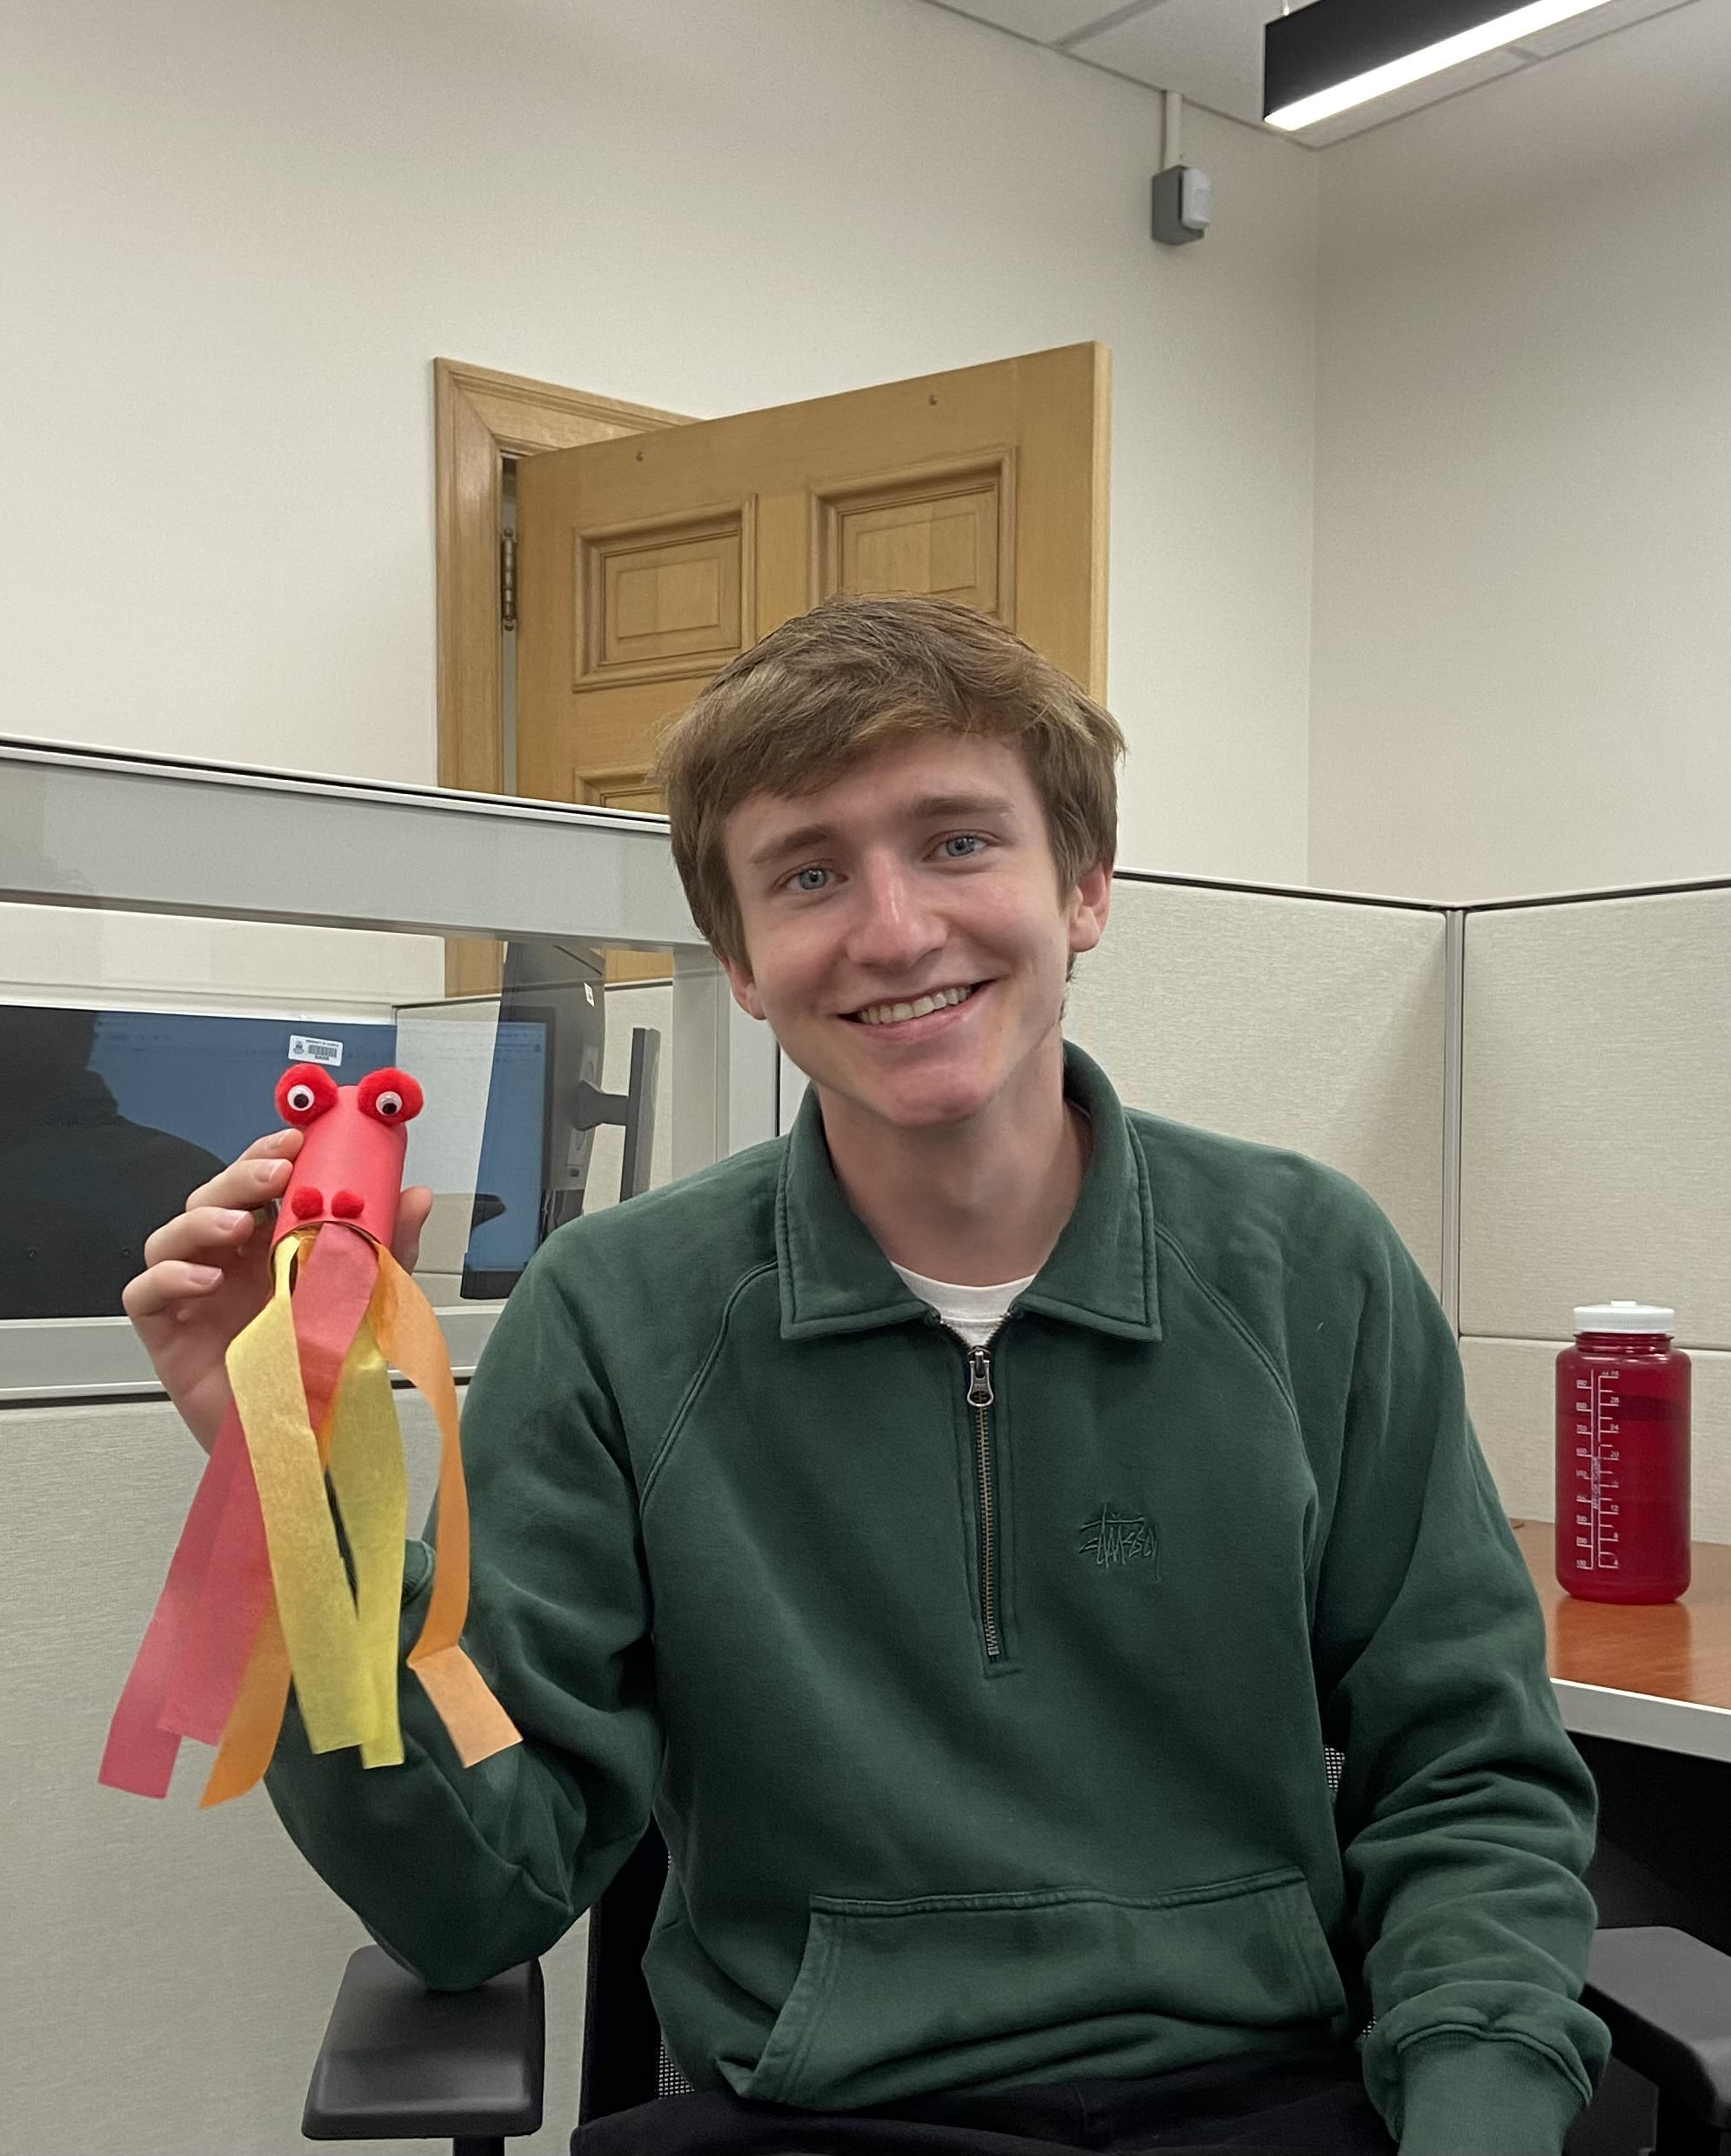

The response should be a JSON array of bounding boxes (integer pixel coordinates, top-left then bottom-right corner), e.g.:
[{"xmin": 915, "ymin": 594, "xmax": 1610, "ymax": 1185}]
[
  {"xmin": 2, "ymin": 742, "xmax": 1726, "ymax": 2154},
  {"xmin": 1069, "ymin": 873, "xmax": 1731, "ymax": 1558},
  {"xmin": 1066, "ymin": 874, "xmax": 1449, "ymax": 1296},
  {"xmin": 1456, "ymin": 886, "xmax": 1731, "ymax": 1545}
]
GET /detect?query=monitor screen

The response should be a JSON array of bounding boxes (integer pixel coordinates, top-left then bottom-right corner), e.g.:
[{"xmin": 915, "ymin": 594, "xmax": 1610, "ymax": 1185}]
[{"xmin": 0, "ymin": 1004, "xmax": 397, "ymax": 1320}]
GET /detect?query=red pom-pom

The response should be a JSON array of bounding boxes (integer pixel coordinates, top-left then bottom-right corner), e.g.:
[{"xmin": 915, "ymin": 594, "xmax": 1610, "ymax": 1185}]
[
  {"xmin": 277, "ymin": 1064, "xmax": 338, "ymax": 1126},
  {"xmin": 291, "ymin": 1185, "xmax": 324, "ymax": 1220},
  {"xmin": 331, "ymin": 1189, "xmax": 364, "ymax": 1219},
  {"xmin": 357, "ymin": 1066, "xmax": 423, "ymax": 1125}
]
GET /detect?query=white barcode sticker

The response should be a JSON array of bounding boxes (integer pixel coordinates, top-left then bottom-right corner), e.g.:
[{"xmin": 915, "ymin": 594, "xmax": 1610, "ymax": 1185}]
[{"xmin": 288, "ymin": 1034, "xmax": 344, "ymax": 1067}]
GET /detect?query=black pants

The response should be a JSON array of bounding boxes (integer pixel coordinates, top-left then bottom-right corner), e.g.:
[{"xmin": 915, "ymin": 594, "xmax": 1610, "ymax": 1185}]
[{"xmin": 571, "ymin": 2048, "xmax": 1395, "ymax": 2155}]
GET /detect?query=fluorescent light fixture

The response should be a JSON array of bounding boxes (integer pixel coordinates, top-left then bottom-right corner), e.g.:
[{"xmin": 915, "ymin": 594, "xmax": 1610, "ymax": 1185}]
[{"xmin": 1264, "ymin": 0, "xmax": 1617, "ymax": 131}]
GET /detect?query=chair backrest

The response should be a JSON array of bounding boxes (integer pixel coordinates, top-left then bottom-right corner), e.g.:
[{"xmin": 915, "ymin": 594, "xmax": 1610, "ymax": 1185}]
[{"xmin": 578, "ymin": 1823, "xmax": 672, "ymax": 2122}]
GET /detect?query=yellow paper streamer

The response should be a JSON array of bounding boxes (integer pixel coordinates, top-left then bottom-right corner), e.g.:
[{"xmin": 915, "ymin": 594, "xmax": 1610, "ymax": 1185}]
[
  {"xmin": 229, "ymin": 1235, "xmax": 377, "ymax": 1756},
  {"xmin": 371, "ymin": 1247, "xmax": 520, "ymax": 1767},
  {"xmin": 324, "ymin": 1317, "xmax": 407, "ymax": 1770}
]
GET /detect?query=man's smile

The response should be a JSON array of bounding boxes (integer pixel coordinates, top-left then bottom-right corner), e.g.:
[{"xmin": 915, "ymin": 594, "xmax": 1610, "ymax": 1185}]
[{"xmin": 846, "ymin": 981, "xmax": 983, "ymax": 1028}]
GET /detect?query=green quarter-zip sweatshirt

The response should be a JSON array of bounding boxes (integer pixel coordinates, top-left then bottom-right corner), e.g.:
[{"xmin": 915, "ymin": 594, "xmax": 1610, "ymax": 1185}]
[{"xmin": 266, "ymin": 1044, "xmax": 1607, "ymax": 2154}]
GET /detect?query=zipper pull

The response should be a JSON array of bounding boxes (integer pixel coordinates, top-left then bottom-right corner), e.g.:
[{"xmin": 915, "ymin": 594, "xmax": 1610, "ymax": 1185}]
[{"xmin": 966, "ymin": 1345, "xmax": 994, "ymax": 1408}]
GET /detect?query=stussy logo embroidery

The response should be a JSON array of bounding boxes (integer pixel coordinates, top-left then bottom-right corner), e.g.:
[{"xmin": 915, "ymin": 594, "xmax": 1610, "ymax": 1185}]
[{"xmin": 1078, "ymin": 1507, "xmax": 1159, "ymax": 1571}]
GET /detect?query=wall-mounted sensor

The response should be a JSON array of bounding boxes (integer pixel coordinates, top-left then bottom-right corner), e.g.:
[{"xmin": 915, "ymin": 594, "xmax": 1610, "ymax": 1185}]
[{"xmin": 1152, "ymin": 164, "xmax": 1210, "ymax": 247}]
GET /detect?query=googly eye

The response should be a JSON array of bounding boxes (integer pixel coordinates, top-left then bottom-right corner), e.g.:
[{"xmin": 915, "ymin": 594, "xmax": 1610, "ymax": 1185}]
[
  {"xmin": 275, "ymin": 1063, "xmax": 338, "ymax": 1125},
  {"xmin": 357, "ymin": 1066, "xmax": 423, "ymax": 1125}
]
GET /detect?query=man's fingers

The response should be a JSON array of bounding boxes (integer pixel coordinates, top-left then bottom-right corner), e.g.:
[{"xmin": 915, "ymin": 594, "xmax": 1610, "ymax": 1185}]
[
  {"xmin": 123, "ymin": 1259, "xmax": 225, "ymax": 1323},
  {"xmin": 142, "ymin": 1204, "xmax": 268, "ymax": 1272},
  {"xmin": 183, "ymin": 1131, "xmax": 301, "ymax": 1216}
]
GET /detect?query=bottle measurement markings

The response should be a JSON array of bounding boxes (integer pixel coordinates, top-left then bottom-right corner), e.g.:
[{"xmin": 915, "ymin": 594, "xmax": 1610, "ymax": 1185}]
[{"xmin": 1572, "ymin": 1369, "xmax": 1621, "ymax": 1570}]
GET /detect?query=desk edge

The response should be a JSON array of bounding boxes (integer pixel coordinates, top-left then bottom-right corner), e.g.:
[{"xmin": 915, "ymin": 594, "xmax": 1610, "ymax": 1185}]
[{"xmin": 1552, "ymin": 1678, "xmax": 1731, "ymax": 1765}]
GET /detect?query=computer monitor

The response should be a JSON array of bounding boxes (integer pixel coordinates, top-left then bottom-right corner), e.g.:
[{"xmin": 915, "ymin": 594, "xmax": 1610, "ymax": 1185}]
[
  {"xmin": 459, "ymin": 940, "xmax": 659, "ymax": 1299},
  {"xmin": 0, "ymin": 1002, "xmax": 399, "ymax": 1320}
]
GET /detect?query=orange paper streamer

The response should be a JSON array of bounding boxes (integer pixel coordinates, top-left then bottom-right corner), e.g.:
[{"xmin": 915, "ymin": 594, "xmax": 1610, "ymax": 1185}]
[
  {"xmin": 199, "ymin": 1599, "xmax": 291, "ymax": 1807},
  {"xmin": 373, "ymin": 1248, "xmax": 519, "ymax": 1768}
]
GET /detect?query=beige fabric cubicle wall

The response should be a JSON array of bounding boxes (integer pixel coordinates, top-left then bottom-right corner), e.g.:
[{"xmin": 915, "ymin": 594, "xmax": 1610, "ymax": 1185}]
[
  {"xmin": 1458, "ymin": 885, "xmax": 1731, "ymax": 1539},
  {"xmin": 1066, "ymin": 876, "xmax": 1448, "ymax": 1294},
  {"xmin": 3, "ymin": 1393, "xmax": 591, "ymax": 2156}
]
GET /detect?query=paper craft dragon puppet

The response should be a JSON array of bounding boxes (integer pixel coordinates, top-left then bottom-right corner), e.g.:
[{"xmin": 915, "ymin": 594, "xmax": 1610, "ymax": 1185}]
[{"xmin": 101, "ymin": 1064, "xmax": 519, "ymax": 1806}]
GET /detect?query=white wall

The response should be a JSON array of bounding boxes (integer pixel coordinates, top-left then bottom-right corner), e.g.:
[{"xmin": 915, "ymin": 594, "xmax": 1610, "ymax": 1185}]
[
  {"xmin": 0, "ymin": 0, "xmax": 1320, "ymax": 888},
  {"xmin": 1308, "ymin": 0, "xmax": 1731, "ymax": 903}
]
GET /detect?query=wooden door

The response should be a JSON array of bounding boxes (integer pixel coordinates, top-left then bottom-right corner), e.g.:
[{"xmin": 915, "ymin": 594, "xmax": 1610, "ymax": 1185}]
[{"xmin": 515, "ymin": 344, "xmax": 1109, "ymax": 978}]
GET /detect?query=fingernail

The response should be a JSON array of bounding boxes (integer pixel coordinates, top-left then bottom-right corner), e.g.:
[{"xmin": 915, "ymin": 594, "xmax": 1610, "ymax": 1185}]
[
  {"xmin": 255, "ymin": 1160, "xmax": 287, "ymax": 1182},
  {"xmin": 214, "ymin": 1209, "xmax": 248, "ymax": 1229},
  {"xmin": 190, "ymin": 1265, "xmax": 223, "ymax": 1285}
]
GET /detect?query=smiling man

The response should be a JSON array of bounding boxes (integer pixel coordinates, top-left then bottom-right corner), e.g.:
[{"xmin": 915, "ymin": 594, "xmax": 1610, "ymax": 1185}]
[
  {"xmin": 717, "ymin": 726, "xmax": 1105, "ymax": 1290},
  {"xmin": 130, "ymin": 596, "xmax": 1604, "ymax": 2156}
]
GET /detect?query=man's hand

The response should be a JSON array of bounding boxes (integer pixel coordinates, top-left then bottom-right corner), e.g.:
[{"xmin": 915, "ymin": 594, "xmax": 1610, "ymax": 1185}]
[{"xmin": 122, "ymin": 1128, "xmax": 433, "ymax": 1454}]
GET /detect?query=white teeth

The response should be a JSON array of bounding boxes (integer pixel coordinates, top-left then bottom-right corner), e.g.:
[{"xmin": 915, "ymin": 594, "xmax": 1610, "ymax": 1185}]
[{"xmin": 855, "ymin": 984, "xmax": 975, "ymax": 1026}]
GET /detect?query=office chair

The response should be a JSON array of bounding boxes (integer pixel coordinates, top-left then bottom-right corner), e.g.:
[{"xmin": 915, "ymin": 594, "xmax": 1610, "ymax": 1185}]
[{"xmin": 301, "ymin": 1816, "xmax": 1731, "ymax": 2156}]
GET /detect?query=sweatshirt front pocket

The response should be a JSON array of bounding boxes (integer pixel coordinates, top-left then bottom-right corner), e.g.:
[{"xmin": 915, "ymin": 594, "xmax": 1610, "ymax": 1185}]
[{"xmin": 740, "ymin": 1869, "xmax": 1347, "ymax": 2112}]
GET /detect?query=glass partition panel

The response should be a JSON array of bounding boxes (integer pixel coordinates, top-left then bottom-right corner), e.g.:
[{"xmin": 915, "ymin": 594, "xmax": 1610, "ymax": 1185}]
[
  {"xmin": 396, "ymin": 941, "xmax": 677, "ymax": 1313},
  {"xmin": 0, "ymin": 744, "xmax": 774, "ymax": 1398}
]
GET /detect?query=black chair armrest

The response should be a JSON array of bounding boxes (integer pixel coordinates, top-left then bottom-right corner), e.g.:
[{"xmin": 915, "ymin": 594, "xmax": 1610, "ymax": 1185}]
[
  {"xmin": 303, "ymin": 1946, "xmax": 545, "ymax": 2142},
  {"xmin": 1585, "ymin": 1926, "xmax": 1731, "ymax": 2131}
]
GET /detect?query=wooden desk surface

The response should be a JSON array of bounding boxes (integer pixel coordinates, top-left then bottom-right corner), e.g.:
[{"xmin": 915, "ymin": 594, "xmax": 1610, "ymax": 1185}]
[{"xmin": 1513, "ymin": 1520, "xmax": 1731, "ymax": 1729}]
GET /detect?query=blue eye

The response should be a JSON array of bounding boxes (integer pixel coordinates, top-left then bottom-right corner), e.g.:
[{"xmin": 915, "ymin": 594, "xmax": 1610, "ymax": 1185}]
[
  {"xmin": 941, "ymin": 834, "xmax": 985, "ymax": 858},
  {"xmin": 790, "ymin": 865, "xmax": 829, "ymax": 892}
]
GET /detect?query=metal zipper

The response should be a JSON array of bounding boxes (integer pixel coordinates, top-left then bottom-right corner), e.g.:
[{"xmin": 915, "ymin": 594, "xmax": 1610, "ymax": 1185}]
[{"xmin": 966, "ymin": 1341, "xmax": 1002, "ymax": 1661}]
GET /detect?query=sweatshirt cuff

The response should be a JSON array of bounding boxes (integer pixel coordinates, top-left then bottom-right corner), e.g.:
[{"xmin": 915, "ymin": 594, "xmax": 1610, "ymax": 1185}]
[
  {"xmin": 401, "ymin": 1536, "xmax": 433, "ymax": 1604},
  {"xmin": 1395, "ymin": 2033, "xmax": 1586, "ymax": 2155}
]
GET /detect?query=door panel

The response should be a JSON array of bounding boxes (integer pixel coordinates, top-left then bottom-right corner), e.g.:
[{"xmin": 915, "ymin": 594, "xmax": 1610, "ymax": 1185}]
[
  {"xmin": 516, "ymin": 343, "xmax": 1109, "ymax": 976},
  {"xmin": 580, "ymin": 508, "xmax": 750, "ymax": 686},
  {"xmin": 819, "ymin": 456, "xmax": 1013, "ymax": 619}
]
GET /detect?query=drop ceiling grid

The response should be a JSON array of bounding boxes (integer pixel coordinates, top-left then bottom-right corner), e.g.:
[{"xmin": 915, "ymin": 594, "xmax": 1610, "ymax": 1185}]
[{"xmin": 920, "ymin": 0, "xmax": 1709, "ymax": 137}]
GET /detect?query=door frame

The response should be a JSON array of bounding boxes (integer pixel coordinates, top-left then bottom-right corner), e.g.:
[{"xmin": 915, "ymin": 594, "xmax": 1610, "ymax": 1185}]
[{"xmin": 433, "ymin": 357, "xmax": 692, "ymax": 800}]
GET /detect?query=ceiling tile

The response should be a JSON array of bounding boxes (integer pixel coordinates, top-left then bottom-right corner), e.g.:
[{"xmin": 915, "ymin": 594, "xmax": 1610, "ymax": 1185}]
[
  {"xmin": 1069, "ymin": 0, "xmax": 1294, "ymax": 123},
  {"xmin": 932, "ymin": 0, "xmax": 1137, "ymax": 43}
]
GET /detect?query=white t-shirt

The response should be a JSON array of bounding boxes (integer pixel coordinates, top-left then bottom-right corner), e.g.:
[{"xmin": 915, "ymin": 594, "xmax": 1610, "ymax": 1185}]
[{"xmin": 890, "ymin": 1262, "xmax": 1037, "ymax": 1348}]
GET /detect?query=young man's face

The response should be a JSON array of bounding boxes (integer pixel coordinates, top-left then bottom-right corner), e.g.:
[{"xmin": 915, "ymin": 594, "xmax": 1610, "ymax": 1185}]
[{"xmin": 719, "ymin": 733, "xmax": 1111, "ymax": 1136}]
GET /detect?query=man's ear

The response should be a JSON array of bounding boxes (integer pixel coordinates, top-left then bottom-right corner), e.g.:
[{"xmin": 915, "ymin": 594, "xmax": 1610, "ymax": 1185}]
[
  {"xmin": 720, "ymin": 953, "xmax": 767, "ymax": 1022},
  {"xmin": 1066, "ymin": 859, "xmax": 1113, "ymax": 960}
]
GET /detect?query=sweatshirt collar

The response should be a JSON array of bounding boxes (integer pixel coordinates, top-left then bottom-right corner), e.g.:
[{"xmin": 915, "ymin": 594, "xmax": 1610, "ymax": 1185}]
[{"xmin": 775, "ymin": 1041, "xmax": 1161, "ymax": 1343}]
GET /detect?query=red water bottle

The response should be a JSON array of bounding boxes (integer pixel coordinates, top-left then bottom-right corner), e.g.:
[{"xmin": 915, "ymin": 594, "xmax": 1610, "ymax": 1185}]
[{"xmin": 1555, "ymin": 1302, "xmax": 1690, "ymax": 1604}]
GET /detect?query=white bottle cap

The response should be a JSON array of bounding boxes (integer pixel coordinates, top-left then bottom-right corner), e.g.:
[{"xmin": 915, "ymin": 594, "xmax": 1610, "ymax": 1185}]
[{"xmin": 1573, "ymin": 1299, "xmax": 1674, "ymax": 1335}]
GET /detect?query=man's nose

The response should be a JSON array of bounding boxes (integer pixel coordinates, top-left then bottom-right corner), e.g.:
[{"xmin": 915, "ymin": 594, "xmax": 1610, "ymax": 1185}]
[{"xmin": 845, "ymin": 855, "xmax": 944, "ymax": 970}]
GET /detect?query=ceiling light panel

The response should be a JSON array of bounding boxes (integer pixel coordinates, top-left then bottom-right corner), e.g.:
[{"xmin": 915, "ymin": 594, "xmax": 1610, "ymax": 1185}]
[
  {"xmin": 1506, "ymin": 0, "xmax": 1700, "ymax": 58},
  {"xmin": 1287, "ymin": 45, "xmax": 1526, "ymax": 142},
  {"xmin": 1264, "ymin": 0, "xmax": 1624, "ymax": 131}
]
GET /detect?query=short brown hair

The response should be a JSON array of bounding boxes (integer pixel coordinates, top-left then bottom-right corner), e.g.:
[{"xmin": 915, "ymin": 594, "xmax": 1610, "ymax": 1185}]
[{"xmin": 652, "ymin": 594, "xmax": 1124, "ymax": 971}]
